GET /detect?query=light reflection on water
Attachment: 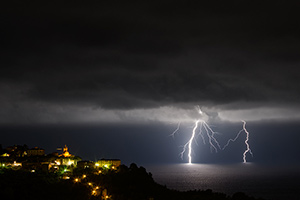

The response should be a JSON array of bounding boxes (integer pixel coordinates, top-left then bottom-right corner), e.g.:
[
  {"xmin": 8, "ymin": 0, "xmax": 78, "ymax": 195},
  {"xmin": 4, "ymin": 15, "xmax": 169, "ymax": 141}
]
[{"xmin": 145, "ymin": 163, "xmax": 300, "ymax": 200}]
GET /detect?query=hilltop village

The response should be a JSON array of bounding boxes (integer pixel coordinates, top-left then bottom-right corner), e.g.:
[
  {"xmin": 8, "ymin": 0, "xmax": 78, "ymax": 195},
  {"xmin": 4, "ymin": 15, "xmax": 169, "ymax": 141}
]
[
  {"xmin": 0, "ymin": 144, "xmax": 265, "ymax": 200},
  {"xmin": 0, "ymin": 144, "xmax": 120, "ymax": 173},
  {"xmin": 0, "ymin": 144, "xmax": 121, "ymax": 199}
]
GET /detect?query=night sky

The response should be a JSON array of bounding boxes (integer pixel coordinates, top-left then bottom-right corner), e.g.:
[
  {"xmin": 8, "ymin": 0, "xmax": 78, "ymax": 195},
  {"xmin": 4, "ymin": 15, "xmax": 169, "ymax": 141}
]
[{"xmin": 1, "ymin": 1, "xmax": 300, "ymax": 165}]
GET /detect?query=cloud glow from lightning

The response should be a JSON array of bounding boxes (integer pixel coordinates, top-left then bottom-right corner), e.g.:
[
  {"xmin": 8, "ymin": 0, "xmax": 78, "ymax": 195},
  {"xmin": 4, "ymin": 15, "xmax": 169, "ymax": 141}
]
[{"xmin": 174, "ymin": 107, "xmax": 253, "ymax": 164}]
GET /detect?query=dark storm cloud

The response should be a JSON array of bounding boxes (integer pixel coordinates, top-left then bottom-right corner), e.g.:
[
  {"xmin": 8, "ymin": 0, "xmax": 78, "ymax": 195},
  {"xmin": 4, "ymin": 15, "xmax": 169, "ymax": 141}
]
[
  {"xmin": 2, "ymin": 1, "xmax": 300, "ymax": 167},
  {"xmin": 1, "ymin": 1, "xmax": 300, "ymax": 112}
]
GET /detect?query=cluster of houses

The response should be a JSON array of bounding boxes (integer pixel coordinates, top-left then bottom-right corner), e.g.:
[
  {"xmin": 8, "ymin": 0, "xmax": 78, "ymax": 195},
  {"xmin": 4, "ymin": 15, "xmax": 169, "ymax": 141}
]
[{"xmin": 0, "ymin": 144, "xmax": 121, "ymax": 172}]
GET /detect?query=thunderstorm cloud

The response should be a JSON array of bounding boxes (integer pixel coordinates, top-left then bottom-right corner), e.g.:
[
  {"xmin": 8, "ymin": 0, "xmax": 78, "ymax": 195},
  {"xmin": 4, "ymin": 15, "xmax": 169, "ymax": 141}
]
[{"xmin": 1, "ymin": 1, "xmax": 300, "ymax": 124}]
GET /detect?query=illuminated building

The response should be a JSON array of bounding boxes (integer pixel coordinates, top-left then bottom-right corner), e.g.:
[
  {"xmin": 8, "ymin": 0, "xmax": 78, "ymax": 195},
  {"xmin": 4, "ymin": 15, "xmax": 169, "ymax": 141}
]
[
  {"xmin": 58, "ymin": 145, "xmax": 80, "ymax": 167},
  {"xmin": 27, "ymin": 147, "xmax": 45, "ymax": 156},
  {"xmin": 95, "ymin": 159, "xmax": 121, "ymax": 170},
  {"xmin": 3, "ymin": 161, "xmax": 23, "ymax": 169},
  {"xmin": 47, "ymin": 145, "xmax": 81, "ymax": 171},
  {"xmin": 60, "ymin": 145, "xmax": 71, "ymax": 157}
]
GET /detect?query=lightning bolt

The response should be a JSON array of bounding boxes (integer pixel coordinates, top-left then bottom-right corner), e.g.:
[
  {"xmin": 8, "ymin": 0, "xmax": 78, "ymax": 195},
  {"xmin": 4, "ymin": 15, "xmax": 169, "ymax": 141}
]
[
  {"xmin": 187, "ymin": 120, "xmax": 199, "ymax": 164},
  {"xmin": 169, "ymin": 122, "xmax": 181, "ymax": 139},
  {"xmin": 202, "ymin": 121, "xmax": 221, "ymax": 152},
  {"xmin": 223, "ymin": 120, "xmax": 253, "ymax": 163},
  {"xmin": 242, "ymin": 120, "xmax": 253, "ymax": 163},
  {"xmin": 179, "ymin": 120, "xmax": 221, "ymax": 164},
  {"xmin": 195, "ymin": 106, "xmax": 221, "ymax": 151},
  {"xmin": 173, "ymin": 106, "xmax": 254, "ymax": 164}
]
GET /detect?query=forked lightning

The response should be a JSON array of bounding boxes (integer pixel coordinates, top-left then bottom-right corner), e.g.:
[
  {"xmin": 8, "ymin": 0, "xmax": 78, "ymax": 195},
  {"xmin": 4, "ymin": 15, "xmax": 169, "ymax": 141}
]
[{"xmin": 173, "ymin": 107, "xmax": 253, "ymax": 163}]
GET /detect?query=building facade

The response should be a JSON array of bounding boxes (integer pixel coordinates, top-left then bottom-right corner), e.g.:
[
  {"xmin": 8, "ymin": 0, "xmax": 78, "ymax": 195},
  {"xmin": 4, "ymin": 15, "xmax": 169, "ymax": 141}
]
[{"xmin": 27, "ymin": 147, "xmax": 45, "ymax": 156}]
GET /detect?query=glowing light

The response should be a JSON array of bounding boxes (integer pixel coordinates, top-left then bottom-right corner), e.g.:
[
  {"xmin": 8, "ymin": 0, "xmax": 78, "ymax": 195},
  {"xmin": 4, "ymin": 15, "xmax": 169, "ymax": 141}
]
[
  {"xmin": 95, "ymin": 163, "xmax": 99, "ymax": 167},
  {"xmin": 64, "ymin": 152, "xmax": 70, "ymax": 157},
  {"xmin": 82, "ymin": 174, "xmax": 87, "ymax": 178},
  {"xmin": 74, "ymin": 178, "xmax": 79, "ymax": 182},
  {"xmin": 91, "ymin": 189, "xmax": 99, "ymax": 196},
  {"xmin": 98, "ymin": 170, "xmax": 102, "ymax": 174},
  {"xmin": 60, "ymin": 145, "xmax": 72, "ymax": 157},
  {"xmin": 95, "ymin": 186, "xmax": 99, "ymax": 189},
  {"xmin": 13, "ymin": 161, "xmax": 22, "ymax": 166},
  {"xmin": 88, "ymin": 182, "xmax": 92, "ymax": 186},
  {"xmin": 31, "ymin": 170, "xmax": 35, "ymax": 173},
  {"xmin": 104, "ymin": 164, "xmax": 108, "ymax": 168},
  {"xmin": 11, "ymin": 161, "xmax": 22, "ymax": 168}
]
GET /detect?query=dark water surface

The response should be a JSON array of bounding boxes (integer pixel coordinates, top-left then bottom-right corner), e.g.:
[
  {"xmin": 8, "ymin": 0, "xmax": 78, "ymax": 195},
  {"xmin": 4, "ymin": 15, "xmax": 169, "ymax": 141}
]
[{"xmin": 145, "ymin": 163, "xmax": 300, "ymax": 200}]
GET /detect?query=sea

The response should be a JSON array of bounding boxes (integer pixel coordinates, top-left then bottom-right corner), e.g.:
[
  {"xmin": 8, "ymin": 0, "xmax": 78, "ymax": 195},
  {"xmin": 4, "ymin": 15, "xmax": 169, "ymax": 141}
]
[{"xmin": 145, "ymin": 163, "xmax": 300, "ymax": 200}]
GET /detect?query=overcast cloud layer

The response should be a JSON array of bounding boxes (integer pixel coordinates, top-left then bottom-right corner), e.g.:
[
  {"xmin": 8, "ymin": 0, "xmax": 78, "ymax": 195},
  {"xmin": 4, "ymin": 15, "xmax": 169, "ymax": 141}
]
[{"xmin": 1, "ymin": 1, "xmax": 300, "ymax": 124}]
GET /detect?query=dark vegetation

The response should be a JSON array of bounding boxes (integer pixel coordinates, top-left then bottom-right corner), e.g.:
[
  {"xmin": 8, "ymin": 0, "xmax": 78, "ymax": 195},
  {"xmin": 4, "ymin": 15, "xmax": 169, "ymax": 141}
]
[
  {"xmin": 0, "ymin": 169, "xmax": 90, "ymax": 200},
  {"xmin": 0, "ymin": 163, "xmax": 266, "ymax": 200}
]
